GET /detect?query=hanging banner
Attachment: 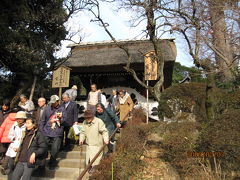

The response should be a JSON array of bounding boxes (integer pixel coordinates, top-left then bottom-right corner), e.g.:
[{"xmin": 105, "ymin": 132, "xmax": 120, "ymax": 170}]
[
  {"xmin": 52, "ymin": 66, "xmax": 71, "ymax": 88},
  {"xmin": 144, "ymin": 51, "xmax": 158, "ymax": 80}
]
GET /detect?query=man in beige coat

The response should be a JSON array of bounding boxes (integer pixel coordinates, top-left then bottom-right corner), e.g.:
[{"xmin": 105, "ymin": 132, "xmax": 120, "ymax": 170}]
[{"xmin": 79, "ymin": 110, "xmax": 109, "ymax": 167}]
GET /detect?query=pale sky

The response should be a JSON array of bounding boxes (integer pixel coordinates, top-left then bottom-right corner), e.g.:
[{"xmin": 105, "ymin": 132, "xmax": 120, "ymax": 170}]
[{"xmin": 57, "ymin": 1, "xmax": 194, "ymax": 67}]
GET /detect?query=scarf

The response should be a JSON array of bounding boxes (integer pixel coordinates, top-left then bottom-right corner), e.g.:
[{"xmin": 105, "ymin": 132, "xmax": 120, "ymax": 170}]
[{"xmin": 119, "ymin": 93, "xmax": 130, "ymax": 105}]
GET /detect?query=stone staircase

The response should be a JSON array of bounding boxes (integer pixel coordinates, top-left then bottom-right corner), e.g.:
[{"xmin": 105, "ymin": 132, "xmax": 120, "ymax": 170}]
[{"xmin": 0, "ymin": 145, "xmax": 88, "ymax": 180}]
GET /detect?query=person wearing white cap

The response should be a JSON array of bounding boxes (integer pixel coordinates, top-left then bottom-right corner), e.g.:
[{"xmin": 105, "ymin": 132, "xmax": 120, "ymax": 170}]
[
  {"xmin": 39, "ymin": 95, "xmax": 66, "ymax": 170},
  {"xmin": 64, "ymin": 85, "xmax": 78, "ymax": 101}
]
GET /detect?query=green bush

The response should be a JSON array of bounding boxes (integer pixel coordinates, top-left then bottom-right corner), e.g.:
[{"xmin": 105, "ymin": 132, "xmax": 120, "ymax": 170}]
[
  {"xmin": 91, "ymin": 119, "xmax": 153, "ymax": 180},
  {"xmin": 158, "ymin": 122, "xmax": 200, "ymax": 177},
  {"xmin": 158, "ymin": 83, "xmax": 207, "ymax": 122},
  {"xmin": 196, "ymin": 109, "xmax": 240, "ymax": 174},
  {"xmin": 91, "ymin": 83, "xmax": 240, "ymax": 179},
  {"xmin": 158, "ymin": 83, "xmax": 240, "ymax": 178}
]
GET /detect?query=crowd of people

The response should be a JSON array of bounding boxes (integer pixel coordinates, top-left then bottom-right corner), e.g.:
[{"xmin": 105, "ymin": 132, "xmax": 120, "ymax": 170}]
[{"xmin": 0, "ymin": 84, "xmax": 135, "ymax": 179}]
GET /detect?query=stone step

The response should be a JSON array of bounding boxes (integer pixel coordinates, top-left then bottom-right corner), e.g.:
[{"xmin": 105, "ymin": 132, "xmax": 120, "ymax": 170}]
[
  {"xmin": 32, "ymin": 169, "xmax": 90, "ymax": 180},
  {"xmin": 0, "ymin": 166, "xmax": 81, "ymax": 179},
  {"xmin": 57, "ymin": 158, "xmax": 85, "ymax": 168},
  {"xmin": 0, "ymin": 174, "xmax": 85, "ymax": 180},
  {"xmin": 58, "ymin": 151, "xmax": 86, "ymax": 159},
  {"xmin": 0, "ymin": 145, "xmax": 88, "ymax": 180},
  {"xmin": 0, "ymin": 167, "xmax": 83, "ymax": 180},
  {"xmin": 32, "ymin": 177, "xmax": 81, "ymax": 180},
  {"xmin": 71, "ymin": 145, "xmax": 86, "ymax": 151},
  {"xmin": 38, "ymin": 167, "xmax": 81, "ymax": 179}
]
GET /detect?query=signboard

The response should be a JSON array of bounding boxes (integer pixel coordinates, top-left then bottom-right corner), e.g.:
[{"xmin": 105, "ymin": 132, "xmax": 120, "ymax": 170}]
[
  {"xmin": 144, "ymin": 51, "xmax": 158, "ymax": 80},
  {"xmin": 52, "ymin": 66, "xmax": 71, "ymax": 88}
]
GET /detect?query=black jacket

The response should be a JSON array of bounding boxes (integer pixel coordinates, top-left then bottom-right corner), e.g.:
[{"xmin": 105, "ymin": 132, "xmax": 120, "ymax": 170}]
[
  {"xmin": 40, "ymin": 105, "xmax": 66, "ymax": 137},
  {"xmin": 0, "ymin": 110, "xmax": 9, "ymax": 126},
  {"xmin": 16, "ymin": 128, "xmax": 48, "ymax": 168},
  {"xmin": 61, "ymin": 101, "xmax": 78, "ymax": 127}
]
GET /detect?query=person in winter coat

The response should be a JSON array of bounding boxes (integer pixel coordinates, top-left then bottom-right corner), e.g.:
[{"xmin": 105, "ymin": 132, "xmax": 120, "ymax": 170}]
[
  {"xmin": 0, "ymin": 101, "xmax": 10, "ymax": 126},
  {"xmin": 118, "ymin": 90, "xmax": 134, "ymax": 123},
  {"xmin": 40, "ymin": 95, "xmax": 66, "ymax": 170},
  {"xmin": 61, "ymin": 93, "xmax": 78, "ymax": 151},
  {"xmin": 99, "ymin": 90, "xmax": 108, "ymax": 108},
  {"xmin": 87, "ymin": 84, "xmax": 101, "ymax": 114},
  {"xmin": 0, "ymin": 101, "xmax": 10, "ymax": 160},
  {"xmin": 95, "ymin": 103, "xmax": 121, "ymax": 153},
  {"xmin": 0, "ymin": 109, "xmax": 24, "ymax": 158},
  {"xmin": 33, "ymin": 97, "xmax": 47, "ymax": 126},
  {"xmin": 12, "ymin": 118, "xmax": 48, "ymax": 180},
  {"xmin": 79, "ymin": 110, "xmax": 109, "ymax": 168},
  {"xmin": 0, "ymin": 112, "xmax": 26, "ymax": 177},
  {"xmin": 18, "ymin": 95, "xmax": 35, "ymax": 113},
  {"xmin": 108, "ymin": 89, "xmax": 119, "ymax": 114},
  {"xmin": 64, "ymin": 85, "xmax": 78, "ymax": 101}
]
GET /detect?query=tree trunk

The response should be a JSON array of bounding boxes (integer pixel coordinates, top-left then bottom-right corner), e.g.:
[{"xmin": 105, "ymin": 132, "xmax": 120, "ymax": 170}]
[
  {"xmin": 10, "ymin": 82, "xmax": 32, "ymax": 108},
  {"xmin": 205, "ymin": 72, "xmax": 215, "ymax": 122},
  {"xmin": 29, "ymin": 75, "xmax": 37, "ymax": 101},
  {"xmin": 208, "ymin": 0, "xmax": 234, "ymax": 81}
]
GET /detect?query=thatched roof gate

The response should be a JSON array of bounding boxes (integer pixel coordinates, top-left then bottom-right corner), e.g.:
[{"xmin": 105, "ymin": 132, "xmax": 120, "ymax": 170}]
[{"xmin": 65, "ymin": 39, "xmax": 177, "ymax": 93}]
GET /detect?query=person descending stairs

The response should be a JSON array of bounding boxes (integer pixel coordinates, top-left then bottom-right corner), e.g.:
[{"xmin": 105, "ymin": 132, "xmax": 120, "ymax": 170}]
[{"xmin": 0, "ymin": 145, "xmax": 87, "ymax": 180}]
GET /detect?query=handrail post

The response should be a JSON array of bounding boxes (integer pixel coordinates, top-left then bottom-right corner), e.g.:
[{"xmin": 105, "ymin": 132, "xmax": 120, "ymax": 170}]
[
  {"xmin": 78, "ymin": 127, "xmax": 119, "ymax": 180},
  {"xmin": 79, "ymin": 144, "xmax": 83, "ymax": 176}
]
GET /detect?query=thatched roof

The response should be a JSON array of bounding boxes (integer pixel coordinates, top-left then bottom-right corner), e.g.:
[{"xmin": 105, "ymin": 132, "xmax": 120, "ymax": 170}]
[{"xmin": 65, "ymin": 39, "xmax": 177, "ymax": 70}]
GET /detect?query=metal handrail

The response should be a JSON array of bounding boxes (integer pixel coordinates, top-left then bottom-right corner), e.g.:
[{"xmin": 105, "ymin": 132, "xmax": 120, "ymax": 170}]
[{"xmin": 78, "ymin": 127, "xmax": 119, "ymax": 180}]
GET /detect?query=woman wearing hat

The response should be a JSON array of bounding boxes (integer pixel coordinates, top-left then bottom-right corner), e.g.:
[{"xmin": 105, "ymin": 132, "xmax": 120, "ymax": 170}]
[
  {"xmin": 0, "ymin": 111, "xmax": 26, "ymax": 150},
  {"xmin": 1, "ymin": 111, "xmax": 26, "ymax": 176},
  {"xmin": 0, "ymin": 110, "xmax": 27, "ymax": 169}
]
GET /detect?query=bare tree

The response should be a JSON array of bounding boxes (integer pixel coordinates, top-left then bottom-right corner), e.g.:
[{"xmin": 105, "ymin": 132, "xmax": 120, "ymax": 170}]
[
  {"xmin": 86, "ymin": 0, "xmax": 169, "ymax": 102},
  {"xmin": 153, "ymin": 0, "xmax": 239, "ymax": 120},
  {"xmin": 155, "ymin": 0, "xmax": 239, "ymax": 81},
  {"xmin": 84, "ymin": 0, "xmax": 239, "ymax": 120},
  {"xmin": 207, "ymin": 0, "xmax": 235, "ymax": 81}
]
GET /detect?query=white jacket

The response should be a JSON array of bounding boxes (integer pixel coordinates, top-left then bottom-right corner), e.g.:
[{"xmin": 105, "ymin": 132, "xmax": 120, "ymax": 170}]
[
  {"xmin": 65, "ymin": 89, "xmax": 77, "ymax": 101},
  {"xmin": 6, "ymin": 122, "xmax": 26, "ymax": 157},
  {"xmin": 101, "ymin": 94, "xmax": 108, "ymax": 108},
  {"xmin": 18, "ymin": 100, "xmax": 35, "ymax": 112}
]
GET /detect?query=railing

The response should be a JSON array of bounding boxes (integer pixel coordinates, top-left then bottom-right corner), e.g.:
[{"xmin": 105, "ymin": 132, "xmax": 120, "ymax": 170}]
[{"xmin": 78, "ymin": 127, "xmax": 119, "ymax": 180}]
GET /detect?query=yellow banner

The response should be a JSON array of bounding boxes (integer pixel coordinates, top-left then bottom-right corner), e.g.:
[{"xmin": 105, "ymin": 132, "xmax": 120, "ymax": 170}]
[{"xmin": 144, "ymin": 51, "xmax": 158, "ymax": 81}]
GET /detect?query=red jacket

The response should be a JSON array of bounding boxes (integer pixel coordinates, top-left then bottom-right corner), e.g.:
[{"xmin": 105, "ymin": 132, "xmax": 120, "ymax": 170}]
[{"xmin": 0, "ymin": 113, "xmax": 17, "ymax": 143}]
